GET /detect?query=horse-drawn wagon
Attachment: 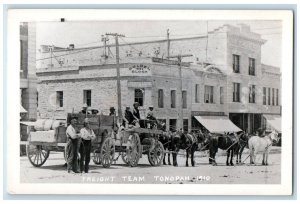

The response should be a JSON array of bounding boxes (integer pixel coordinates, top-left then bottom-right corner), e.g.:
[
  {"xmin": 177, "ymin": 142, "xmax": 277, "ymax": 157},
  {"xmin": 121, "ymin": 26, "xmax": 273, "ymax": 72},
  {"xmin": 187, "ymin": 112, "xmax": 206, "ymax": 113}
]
[{"xmin": 23, "ymin": 113, "xmax": 165, "ymax": 168}]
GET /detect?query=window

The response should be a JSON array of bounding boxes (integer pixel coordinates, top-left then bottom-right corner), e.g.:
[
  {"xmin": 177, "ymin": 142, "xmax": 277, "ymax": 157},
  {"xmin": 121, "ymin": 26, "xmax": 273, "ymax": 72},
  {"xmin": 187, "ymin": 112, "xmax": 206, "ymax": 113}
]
[
  {"xmin": 83, "ymin": 90, "xmax": 92, "ymax": 107},
  {"xmin": 171, "ymin": 90, "xmax": 176, "ymax": 108},
  {"xmin": 158, "ymin": 89, "xmax": 164, "ymax": 108},
  {"xmin": 204, "ymin": 86, "xmax": 214, "ymax": 103},
  {"xmin": 195, "ymin": 84, "xmax": 200, "ymax": 103},
  {"xmin": 169, "ymin": 119, "xmax": 177, "ymax": 132},
  {"xmin": 249, "ymin": 85, "xmax": 256, "ymax": 103},
  {"xmin": 233, "ymin": 54, "xmax": 240, "ymax": 73},
  {"xmin": 182, "ymin": 90, "xmax": 187, "ymax": 108},
  {"xmin": 268, "ymin": 88, "xmax": 271, "ymax": 105},
  {"xmin": 233, "ymin": 83, "xmax": 240, "ymax": 102},
  {"xmin": 263, "ymin": 87, "xmax": 267, "ymax": 105},
  {"xmin": 220, "ymin": 87, "xmax": 224, "ymax": 104},
  {"xmin": 249, "ymin": 58, "xmax": 255, "ymax": 75},
  {"xmin": 134, "ymin": 89, "xmax": 144, "ymax": 106},
  {"xmin": 183, "ymin": 119, "xmax": 189, "ymax": 133},
  {"xmin": 272, "ymin": 88, "xmax": 275, "ymax": 106},
  {"xmin": 56, "ymin": 91, "xmax": 63, "ymax": 108},
  {"xmin": 276, "ymin": 89, "xmax": 279, "ymax": 106}
]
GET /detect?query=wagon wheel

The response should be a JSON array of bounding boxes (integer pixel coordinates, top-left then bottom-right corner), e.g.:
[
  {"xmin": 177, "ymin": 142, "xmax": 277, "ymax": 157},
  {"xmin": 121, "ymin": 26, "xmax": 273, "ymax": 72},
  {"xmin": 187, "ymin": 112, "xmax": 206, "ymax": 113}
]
[
  {"xmin": 26, "ymin": 144, "xmax": 50, "ymax": 167},
  {"xmin": 100, "ymin": 137, "xmax": 115, "ymax": 168},
  {"xmin": 126, "ymin": 133, "xmax": 142, "ymax": 167},
  {"xmin": 92, "ymin": 149, "xmax": 102, "ymax": 165},
  {"xmin": 148, "ymin": 141, "xmax": 165, "ymax": 166}
]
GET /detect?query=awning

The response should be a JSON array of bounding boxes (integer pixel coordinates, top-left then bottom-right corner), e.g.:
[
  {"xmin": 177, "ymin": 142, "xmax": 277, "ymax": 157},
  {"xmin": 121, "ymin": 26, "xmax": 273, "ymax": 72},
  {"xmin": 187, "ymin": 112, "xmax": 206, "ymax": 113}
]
[
  {"xmin": 194, "ymin": 115, "xmax": 242, "ymax": 133},
  {"xmin": 263, "ymin": 115, "xmax": 281, "ymax": 133},
  {"xmin": 20, "ymin": 105, "xmax": 27, "ymax": 113}
]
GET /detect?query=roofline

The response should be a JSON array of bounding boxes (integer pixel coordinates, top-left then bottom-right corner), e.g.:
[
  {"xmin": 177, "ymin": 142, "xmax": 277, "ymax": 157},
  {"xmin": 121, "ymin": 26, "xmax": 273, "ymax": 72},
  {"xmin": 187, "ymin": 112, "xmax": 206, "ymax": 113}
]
[{"xmin": 44, "ymin": 35, "xmax": 208, "ymax": 53}]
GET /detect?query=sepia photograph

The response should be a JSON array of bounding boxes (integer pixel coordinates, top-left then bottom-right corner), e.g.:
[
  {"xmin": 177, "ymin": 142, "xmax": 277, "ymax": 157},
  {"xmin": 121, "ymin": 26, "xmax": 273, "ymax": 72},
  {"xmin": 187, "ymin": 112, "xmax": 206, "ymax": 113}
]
[{"xmin": 6, "ymin": 9, "xmax": 293, "ymax": 195}]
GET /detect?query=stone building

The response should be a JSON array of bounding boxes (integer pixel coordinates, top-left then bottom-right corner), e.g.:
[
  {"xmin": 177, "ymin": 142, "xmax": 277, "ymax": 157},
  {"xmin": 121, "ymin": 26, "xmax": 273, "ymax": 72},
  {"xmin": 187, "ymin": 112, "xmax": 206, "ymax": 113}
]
[
  {"xmin": 35, "ymin": 24, "xmax": 281, "ymax": 133},
  {"xmin": 20, "ymin": 22, "xmax": 38, "ymax": 120}
]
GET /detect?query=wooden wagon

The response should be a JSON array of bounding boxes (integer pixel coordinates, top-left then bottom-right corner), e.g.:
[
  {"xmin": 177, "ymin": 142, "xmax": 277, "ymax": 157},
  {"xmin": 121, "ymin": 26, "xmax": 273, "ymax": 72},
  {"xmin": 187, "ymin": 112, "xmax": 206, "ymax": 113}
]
[{"xmin": 23, "ymin": 114, "xmax": 165, "ymax": 168}]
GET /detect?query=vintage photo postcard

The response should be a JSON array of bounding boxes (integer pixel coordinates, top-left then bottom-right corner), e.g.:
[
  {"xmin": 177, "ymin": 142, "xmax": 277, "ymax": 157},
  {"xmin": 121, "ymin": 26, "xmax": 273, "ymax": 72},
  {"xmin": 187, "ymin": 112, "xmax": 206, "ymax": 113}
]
[{"xmin": 6, "ymin": 9, "xmax": 293, "ymax": 195}]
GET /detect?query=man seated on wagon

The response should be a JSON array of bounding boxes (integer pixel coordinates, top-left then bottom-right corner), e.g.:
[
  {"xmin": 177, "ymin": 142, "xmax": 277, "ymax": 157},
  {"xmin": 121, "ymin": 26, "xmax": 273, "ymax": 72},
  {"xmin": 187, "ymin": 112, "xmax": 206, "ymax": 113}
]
[
  {"xmin": 146, "ymin": 106, "xmax": 158, "ymax": 129},
  {"xmin": 132, "ymin": 102, "xmax": 141, "ymax": 120},
  {"xmin": 123, "ymin": 106, "xmax": 139, "ymax": 128},
  {"xmin": 80, "ymin": 103, "xmax": 90, "ymax": 115}
]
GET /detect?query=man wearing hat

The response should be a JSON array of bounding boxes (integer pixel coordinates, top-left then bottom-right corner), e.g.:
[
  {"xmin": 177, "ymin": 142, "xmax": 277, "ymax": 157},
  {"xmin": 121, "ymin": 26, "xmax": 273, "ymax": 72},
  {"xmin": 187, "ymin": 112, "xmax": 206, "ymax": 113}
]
[
  {"xmin": 79, "ymin": 118, "xmax": 96, "ymax": 173},
  {"xmin": 146, "ymin": 105, "xmax": 157, "ymax": 128},
  {"xmin": 132, "ymin": 102, "xmax": 141, "ymax": 121},
  {"xmin": 123, "ymin": 106, "xmax": 135, "ymax": 128},
  {"xmin": 109, "ymin": 107, "xmax": 116, "ymax": 116},
  {"xmin": 66, "ymin": 117, "xmax": 81, "ymax": 173},
  {"xmin": 81, "ymin": 103, "xmax": 90, "ymax": 115}
]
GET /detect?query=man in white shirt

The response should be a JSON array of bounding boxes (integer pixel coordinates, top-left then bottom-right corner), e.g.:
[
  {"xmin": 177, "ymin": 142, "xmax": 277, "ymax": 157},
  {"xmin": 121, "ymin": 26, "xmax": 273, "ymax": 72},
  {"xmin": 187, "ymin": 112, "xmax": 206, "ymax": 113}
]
[
  {"xmin": 79, "ymin": 118, "xmax": 96, "ymax": 173},
  {"xmin": 66, "ymin": 117, "xmax": 81, "ymax": 173}
]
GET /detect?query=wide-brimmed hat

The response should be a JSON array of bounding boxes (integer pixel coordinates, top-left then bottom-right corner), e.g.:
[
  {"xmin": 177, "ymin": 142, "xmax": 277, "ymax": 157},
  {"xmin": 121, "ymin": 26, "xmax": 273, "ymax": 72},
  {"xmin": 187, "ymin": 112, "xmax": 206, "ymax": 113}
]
[
  {"xmin": 149, "ymin": 105, "xmax": 154, "ymax": 109},
  {"xmin": 126, "ymin": 106, "xmax": 130, "ymax": 109},
  {"xmin": 110, "ymin": 107, "xmax": 115, "ymax": 110},
  {"xmin": 133, "ymin": 102, "xmax": 139, "ymax": 106}
]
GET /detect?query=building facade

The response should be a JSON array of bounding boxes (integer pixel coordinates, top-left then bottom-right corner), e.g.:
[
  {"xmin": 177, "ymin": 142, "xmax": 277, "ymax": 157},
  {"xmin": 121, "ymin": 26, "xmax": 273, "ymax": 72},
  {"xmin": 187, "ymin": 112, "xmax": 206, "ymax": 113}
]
[
  {"xmin": 35, "ymin": 24, "xmax": 281, "ymax": 133},
  {"xmin": 20, "ymin": 22, "xmax": 38, "ymax": 121}
]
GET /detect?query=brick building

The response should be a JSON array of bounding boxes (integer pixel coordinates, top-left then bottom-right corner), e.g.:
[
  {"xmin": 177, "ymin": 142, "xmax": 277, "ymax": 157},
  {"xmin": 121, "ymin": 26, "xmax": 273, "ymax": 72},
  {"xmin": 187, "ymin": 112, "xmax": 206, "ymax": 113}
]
[{"xmin": 35, "ymin": 24, "xmax": 281, "ymax": 133}]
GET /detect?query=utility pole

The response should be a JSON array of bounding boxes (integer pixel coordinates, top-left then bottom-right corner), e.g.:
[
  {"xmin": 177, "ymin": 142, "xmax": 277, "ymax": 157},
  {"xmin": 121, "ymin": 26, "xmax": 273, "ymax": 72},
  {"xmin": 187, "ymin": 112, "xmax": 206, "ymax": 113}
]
[
  {"xmin": 101, "ymin": 35, "xmax": 109, "ymax": 60},
  {"xmin": 106, "ymin": 33, "xmax": 125, "ymax": 122},
  {"xmin": 168, "ymin": 54, "xmax": 193, "ymax": 130},
  {"xmin": 167, "ymin": 29, "xmax": 170, "ymax": 59}
]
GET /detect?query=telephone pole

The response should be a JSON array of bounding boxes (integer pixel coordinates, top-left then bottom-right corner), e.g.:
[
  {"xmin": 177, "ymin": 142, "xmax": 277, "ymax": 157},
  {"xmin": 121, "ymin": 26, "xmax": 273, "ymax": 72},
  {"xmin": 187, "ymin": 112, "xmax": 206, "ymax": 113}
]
[
  {"xmin": 168, "ymin": 54, "xmax": 193, "ymax": 130},
  {"xmin": 167, "ymin": 29, "xmax": 170, "ymax": 59},
  {"xmin": 106, "ymin": 33, "xmax": 125, "ymax": 121},
  {"xmin": 101, "ymin": 35, "xmax": 109, "ymax": 60}
]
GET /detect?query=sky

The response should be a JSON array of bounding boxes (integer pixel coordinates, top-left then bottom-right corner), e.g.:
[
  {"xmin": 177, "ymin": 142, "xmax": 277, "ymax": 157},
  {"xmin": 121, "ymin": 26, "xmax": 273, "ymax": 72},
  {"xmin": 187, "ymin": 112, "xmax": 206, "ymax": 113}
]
[{"xmin": 36, "ymin": 20, "xmax": 282, "ymax": 67}]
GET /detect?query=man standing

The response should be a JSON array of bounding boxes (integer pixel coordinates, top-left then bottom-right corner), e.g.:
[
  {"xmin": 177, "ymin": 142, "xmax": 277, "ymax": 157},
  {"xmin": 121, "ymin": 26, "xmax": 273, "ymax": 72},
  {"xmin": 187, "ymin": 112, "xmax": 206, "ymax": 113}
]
[
  {"xmin": 66, "ymin": 117, "xmax": 81, "ymax": 173},
  {"xmin": 79, "ymin": 118, "xmax": 96, "ymax": 173}
]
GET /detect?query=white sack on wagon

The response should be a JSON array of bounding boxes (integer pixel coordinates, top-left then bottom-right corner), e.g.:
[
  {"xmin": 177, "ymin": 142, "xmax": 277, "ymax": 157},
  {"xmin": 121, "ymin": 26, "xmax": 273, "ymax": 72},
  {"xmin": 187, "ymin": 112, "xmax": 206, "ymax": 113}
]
[
  {"xmin": 34, "ymin": 119, "xmax": 47, "ymax": 131},
  {"xmin": 30, "ymin": 130, "xmax": 56, "ymax": 143}
]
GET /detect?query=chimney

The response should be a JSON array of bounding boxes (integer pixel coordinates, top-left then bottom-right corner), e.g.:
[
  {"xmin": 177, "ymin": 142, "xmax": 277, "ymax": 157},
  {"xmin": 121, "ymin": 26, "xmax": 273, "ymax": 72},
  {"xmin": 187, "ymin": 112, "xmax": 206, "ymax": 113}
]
[
  {"xmin": 238, "ymin": 24, "xmax": 251, "ymax": 33},
  {"xmin": 68, "ymin": 44, "xmax": 75, "ymax": 49}
]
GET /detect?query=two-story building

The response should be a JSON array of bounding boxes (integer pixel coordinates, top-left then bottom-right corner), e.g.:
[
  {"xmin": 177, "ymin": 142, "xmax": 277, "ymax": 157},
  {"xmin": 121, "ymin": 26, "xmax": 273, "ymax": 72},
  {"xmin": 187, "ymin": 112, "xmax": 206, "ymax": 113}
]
[{"xmin": 35, "ymin": 24, "xmax": 281, "ymax": 134}]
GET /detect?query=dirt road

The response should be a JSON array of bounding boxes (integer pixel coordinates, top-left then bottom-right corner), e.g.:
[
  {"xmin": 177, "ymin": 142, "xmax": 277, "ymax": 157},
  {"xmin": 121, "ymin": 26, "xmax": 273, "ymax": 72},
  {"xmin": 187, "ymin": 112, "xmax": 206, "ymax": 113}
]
[{"xmin": 20, "ymin": 148, "xmax": 281, "ymax": 184}]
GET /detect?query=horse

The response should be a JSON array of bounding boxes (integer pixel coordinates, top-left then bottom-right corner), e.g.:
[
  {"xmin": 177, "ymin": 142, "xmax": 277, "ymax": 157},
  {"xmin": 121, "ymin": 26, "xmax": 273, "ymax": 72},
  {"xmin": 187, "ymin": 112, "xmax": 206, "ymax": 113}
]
[
  {"xmin": 235, "ymin": 132, "xmax": 250, "ymax": 164},
  {"xmin": 209, "ymin": 131, "xmax": 245, "ymax": 166},
  {"xmin": 248, "ymin": 130, "xmax": 280, "ymax": 165},
  {"xmin": 168, "ymin": 131, "xmax": 207, "ymax": 167}
]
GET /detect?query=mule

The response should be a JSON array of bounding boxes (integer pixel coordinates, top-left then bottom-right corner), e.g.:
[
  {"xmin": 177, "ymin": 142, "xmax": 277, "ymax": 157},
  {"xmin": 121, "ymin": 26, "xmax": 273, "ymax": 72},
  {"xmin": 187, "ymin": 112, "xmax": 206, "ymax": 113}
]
[
  {"xmin": 248, "ymin": 130, "xmax": 280, "ymax": 165},
  {"xmin": 169, "ymin": 131, "xmax": 208, "ymax": 167},
  {"xmin": 209, "ymin": 131, "xmax": 244, "ymax": 166},
  {"xmin": 159, "ymin": 132, "xmax": 172, "ymax": 165},
  {"xmin": 235, "ymin": 132, "xmax": 250, "ymax": 164}
]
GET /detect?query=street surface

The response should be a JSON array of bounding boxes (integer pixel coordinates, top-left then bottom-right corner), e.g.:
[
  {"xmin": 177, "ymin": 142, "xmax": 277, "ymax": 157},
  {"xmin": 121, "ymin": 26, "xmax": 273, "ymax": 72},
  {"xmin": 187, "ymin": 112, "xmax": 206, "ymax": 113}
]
[{"xmin": 20, "ymin": 147, "xmax": 281, "ymax": 184}]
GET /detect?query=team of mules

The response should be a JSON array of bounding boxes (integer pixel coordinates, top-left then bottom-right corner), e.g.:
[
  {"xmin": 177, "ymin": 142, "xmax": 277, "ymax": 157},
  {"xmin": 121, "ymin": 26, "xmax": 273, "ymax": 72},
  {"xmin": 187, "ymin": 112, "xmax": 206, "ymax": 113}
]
[{"xmin": 158, "ymin": 129, "xmax": 280, "ymax": 167}]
